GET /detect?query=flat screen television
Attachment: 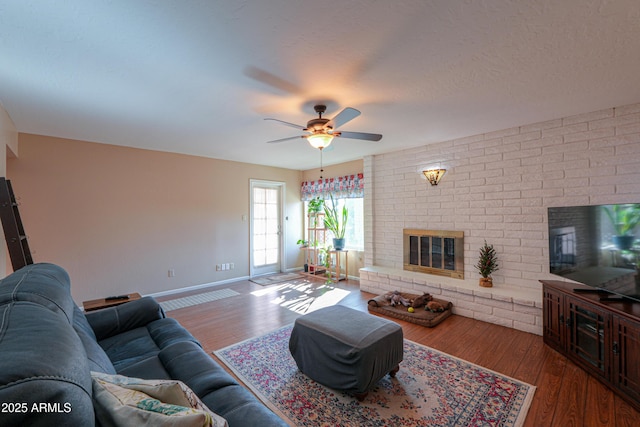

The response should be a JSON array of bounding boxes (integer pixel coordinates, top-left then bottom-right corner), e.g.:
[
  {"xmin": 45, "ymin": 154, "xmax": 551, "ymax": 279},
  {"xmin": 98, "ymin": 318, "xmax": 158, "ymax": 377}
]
[{"xmin": 548, "ymin": 203, "xmax": 640, "ymax": 303}]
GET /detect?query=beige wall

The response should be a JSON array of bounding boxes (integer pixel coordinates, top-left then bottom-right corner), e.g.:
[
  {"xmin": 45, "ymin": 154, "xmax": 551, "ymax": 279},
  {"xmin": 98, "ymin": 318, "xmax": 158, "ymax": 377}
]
[
  {"xmin": 0, "ymin": 104, "xmax": 18, "ymax": 277},
  {"xmin": 302, "ymin": 159, "xmax": 363, "ymax": 182},
  {"xmin": 8, "ymin": 134, "xmax": 303, "ymax": 304},
  {"xmin": 302, "ymin": 158, "xmax": 365, "ymax": 278}
]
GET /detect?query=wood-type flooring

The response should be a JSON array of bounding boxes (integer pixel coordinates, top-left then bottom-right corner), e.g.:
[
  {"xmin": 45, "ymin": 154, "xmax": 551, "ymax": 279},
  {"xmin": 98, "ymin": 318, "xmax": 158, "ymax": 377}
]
[{"xmin": 158, "ymin": 277, "xmax": 640, "ymax": 427}]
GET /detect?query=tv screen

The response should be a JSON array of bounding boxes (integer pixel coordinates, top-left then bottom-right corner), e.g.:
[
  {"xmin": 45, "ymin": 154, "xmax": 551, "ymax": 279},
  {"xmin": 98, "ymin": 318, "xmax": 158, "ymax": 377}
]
[{"xmin": 548, "ymin": 203, "xmax": 640, "ymax": 303}]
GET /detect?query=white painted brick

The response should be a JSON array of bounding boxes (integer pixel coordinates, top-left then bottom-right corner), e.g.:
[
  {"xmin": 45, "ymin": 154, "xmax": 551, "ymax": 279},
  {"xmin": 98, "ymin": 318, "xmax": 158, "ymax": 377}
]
[
  {"xmin": 493, "ymin": 307, "xmax": 535, "ymax": 324},
  {"xmin": 589, "ymin": 113, "xmax": 640, "ymax": 130},
  {"xmin": 562, "ymin": 108, "xmax": 614, "ymax": 126},
  {"xmin": 364, "ymin": 102, "xmax": 640, "ymax": 334},
  {"xmin": 454, "ymin": 299, "xmax": 494, "ymax": 314},
  {"xmin": 614, "ymin": 103, "xmax": 640, "ymax": 116},
  {"xmin": 519, "ymin": 118, "xmax": 563, "ymax": 133},
  {"xmin": 474, "ymin": 312, "xmax": 514, "ymax": 328},
  {"xmin": 541, "ymin": 122, "xmax": 588, "ymax": 138},
  {"xmin": 452, "ymin": 306, "xmax": 474, "ymax": 318}
]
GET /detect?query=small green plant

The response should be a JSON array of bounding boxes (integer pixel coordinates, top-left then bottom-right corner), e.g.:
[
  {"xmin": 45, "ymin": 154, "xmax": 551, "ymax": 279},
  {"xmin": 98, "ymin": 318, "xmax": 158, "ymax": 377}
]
[
  {"xmin": 308, "ymin": 197, "xmax": 324, "ymax": 214},
  {"xmin": 475, "ymin": 240, "xmax": 499, "ymax": 278},
  {"xmin": 296, "ymin": 239, "xmax": 308, "ymax": 247},
  {"xmin": 323, "ymin": 194, "xmax": 348, "ymax": 239},
  {"xmin": 603, "ymin": 204, "xmax": 640, "ymax": 236}
]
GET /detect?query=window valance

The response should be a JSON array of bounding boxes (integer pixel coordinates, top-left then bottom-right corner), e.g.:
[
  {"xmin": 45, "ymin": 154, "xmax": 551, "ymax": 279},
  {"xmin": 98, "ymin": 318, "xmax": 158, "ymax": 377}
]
[{"xmin": 301, "ymin": 173, "xmax": 364, "ymax": 201}]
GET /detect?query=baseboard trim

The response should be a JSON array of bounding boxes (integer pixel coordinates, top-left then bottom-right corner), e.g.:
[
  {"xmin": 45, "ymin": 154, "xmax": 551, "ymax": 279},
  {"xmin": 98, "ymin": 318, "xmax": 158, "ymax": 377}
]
[{"xmin": 148, "ymin": 275, "xmax": 250, "ymax": 298}]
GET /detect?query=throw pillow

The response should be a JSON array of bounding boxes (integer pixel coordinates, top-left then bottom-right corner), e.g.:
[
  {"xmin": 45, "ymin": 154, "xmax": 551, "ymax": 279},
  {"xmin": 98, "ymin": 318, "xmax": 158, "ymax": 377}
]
[{"xmin": 91, "ymin": 372, "xmax": 227, "ymax": 427}]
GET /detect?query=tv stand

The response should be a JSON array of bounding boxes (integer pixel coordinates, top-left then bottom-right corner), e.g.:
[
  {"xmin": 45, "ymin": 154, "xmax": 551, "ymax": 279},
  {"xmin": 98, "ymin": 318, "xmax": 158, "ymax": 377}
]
[
  {"xmin": 541, "ymin": 280, "xmax": 640, "ymax": 412},
  {"xmin": 572, "ymin": 288, "xmax": 610, "ymax": 295}
]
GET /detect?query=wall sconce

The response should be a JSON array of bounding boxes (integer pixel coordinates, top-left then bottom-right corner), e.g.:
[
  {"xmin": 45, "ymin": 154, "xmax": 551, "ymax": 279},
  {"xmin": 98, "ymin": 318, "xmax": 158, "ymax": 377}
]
[{"xmin": 422, "ymin": 169, "xmax": 446, "ymax": 186}]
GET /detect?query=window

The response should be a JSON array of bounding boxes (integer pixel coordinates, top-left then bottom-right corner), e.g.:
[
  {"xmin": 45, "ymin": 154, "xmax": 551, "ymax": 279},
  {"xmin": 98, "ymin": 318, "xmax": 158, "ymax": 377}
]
[{"xmin": 304, "ymin": 198, "xmax": 364, "ymax": 251}]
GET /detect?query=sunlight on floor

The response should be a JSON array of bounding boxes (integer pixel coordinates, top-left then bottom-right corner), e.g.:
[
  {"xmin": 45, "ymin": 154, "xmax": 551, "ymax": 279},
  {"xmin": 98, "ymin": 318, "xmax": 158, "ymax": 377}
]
[{"xmin": 251, "ymin": 281, "xmax": 351, "ymax": 315}]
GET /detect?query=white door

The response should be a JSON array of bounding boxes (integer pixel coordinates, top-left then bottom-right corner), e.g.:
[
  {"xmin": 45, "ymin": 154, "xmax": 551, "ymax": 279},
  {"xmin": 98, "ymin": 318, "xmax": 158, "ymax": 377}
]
[{"xmin": 250, "ymin": 180, "xmax": 284, "ymax": 277}]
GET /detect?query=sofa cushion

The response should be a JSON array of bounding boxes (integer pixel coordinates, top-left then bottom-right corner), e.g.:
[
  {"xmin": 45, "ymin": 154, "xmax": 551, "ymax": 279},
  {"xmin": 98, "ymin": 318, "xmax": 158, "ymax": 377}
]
[
  {"xmin": 159, "ymin": 341, "xmax": 288, "ymax": 427},
  {"xmin": 0, "ymin": 263, "xmax": 75, "ymax": 322},
  {"xmin": 0, "ymin": 302, "xmax": 94, "ymax": 426},
  {"xmin": 100, "ymin": 317, "xmax": 200, "ymax": 372},
  {"xmin": 86, "ymin": 296, "xmax": 166, "ymax": 341},
  {"xmin": 73, "ymin": 306, "xmax": 117, "ymax": 374},
  {"xmin": 117, "ymin": 356, "xmax": 172, "ymax": 380},
  {"xmin": 91, "ymin": 372, "xmax": 228, "ymax": 427}
]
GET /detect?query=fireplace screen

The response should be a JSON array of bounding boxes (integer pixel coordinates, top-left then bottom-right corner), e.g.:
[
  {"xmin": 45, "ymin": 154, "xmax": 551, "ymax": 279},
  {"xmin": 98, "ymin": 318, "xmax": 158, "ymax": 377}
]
[{"xmin": 403, "ymin": 229, "xmax": 464, "ymax": 279}]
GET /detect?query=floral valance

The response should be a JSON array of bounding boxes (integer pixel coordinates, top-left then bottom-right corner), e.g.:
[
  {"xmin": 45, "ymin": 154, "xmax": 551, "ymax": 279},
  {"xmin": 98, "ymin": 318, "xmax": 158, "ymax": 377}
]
[{"xmin": 301, "ymin": 173, "xmax": 364, "ymax": 201}]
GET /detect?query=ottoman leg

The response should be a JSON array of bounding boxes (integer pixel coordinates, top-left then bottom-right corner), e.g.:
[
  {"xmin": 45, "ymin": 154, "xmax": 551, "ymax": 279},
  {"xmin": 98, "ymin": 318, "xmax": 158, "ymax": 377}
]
[{"xmin": 389, "ymin": 365, "xmax": 400, "ymax": 377}]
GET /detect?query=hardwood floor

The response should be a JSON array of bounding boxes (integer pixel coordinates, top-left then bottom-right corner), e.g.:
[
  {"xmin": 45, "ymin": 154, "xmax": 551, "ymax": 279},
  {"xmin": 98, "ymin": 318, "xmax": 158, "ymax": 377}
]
[{"xmin": 158, "ymin": 277, "xmax": 640, "ymax": 426}]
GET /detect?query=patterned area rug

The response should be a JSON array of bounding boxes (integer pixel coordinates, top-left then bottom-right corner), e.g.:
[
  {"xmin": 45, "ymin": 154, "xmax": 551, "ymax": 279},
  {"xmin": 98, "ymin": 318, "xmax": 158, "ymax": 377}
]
[
  {"xmin": 159, "ymin": 288, "xmax": 239, "ymax": 311},
  {"xmin": 214, "ymin": 325, "xmax": 535, "ymax": 427},
  {"xmin": 250, "ymin": 272, "xmax": 304, "ymax": 286}
]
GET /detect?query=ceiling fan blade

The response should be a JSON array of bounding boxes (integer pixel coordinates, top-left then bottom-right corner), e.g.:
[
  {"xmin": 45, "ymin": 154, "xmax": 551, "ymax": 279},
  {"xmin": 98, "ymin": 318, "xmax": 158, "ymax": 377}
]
[
  {"xmin": 326, "ymin": 107, "xmax": 361, "ymax": 130},
  {"xmin": 244, "ymin": 66, "xmax": 304, "ymax": 95},
  {"xmin": 335, "ymin": 131, "xmax": 383, "ymax": 142},
  {"xmin": 266, "ymin": 135, "xmax": 305, "ymax": 144},
  {"xmin": 264, "ymin": 118, "xmax": 306, "ymax": 130}
]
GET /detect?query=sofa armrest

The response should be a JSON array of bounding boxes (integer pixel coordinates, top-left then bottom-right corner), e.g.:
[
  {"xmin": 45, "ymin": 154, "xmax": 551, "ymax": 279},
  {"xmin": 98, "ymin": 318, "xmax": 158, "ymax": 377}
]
[{"xmin": 85, "ymin": 296, "xmax": 165, "ymax": 341}]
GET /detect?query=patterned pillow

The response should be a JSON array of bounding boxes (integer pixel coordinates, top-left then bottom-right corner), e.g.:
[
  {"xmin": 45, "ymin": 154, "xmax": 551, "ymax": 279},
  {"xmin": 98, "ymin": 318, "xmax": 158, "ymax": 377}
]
[{"xmin": 91, "ymin": 372, "xmax": 227, "ymax": 427}]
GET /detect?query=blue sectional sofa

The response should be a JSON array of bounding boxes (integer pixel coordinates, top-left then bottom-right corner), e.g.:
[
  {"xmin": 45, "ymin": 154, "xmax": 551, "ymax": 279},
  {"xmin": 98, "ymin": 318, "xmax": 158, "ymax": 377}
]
[{"xmin": 0, "ymin": 263, "xmax": 287, "ymax": 426}]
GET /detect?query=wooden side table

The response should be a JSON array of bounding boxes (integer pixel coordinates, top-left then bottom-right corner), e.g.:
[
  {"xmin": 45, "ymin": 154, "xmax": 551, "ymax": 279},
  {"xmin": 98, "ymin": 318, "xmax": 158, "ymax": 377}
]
[
  {"xmin": 83, "ymin": 292, "xmax": 141, "ymax": 312},
  {"xmin": 328, "ymin": 250, "xmax": 349, "ymax": 282}
]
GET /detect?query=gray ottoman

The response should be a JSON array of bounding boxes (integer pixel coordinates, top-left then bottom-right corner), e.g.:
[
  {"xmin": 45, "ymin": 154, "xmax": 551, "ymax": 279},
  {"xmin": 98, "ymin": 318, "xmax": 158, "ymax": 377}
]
[{"xmin": 289, "ymin": 305, "xmax": 403, "ymax": 400}]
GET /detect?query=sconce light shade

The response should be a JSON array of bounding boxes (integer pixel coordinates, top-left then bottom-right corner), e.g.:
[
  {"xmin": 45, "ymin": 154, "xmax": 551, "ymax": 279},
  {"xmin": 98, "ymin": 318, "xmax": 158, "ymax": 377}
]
[
  {"xmin": 422, "ymin": 168, "xmax": 446, "ymax": 186},
  {"xmin": 307, "ymin": 133, "xmax": 334, "ymax": 149}
]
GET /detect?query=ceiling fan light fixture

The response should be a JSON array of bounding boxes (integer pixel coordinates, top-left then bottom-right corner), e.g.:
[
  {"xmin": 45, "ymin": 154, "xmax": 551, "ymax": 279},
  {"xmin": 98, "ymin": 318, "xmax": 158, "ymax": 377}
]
[{"xmin": 307, "ymin": 132, "xmax": 334, "ymax": 149}]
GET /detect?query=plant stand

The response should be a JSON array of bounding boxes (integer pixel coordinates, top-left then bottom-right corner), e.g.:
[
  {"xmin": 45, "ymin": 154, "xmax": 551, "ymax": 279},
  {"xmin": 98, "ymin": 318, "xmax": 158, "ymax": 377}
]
[
  {"xmin": 303, "ymin": 212, "xmax": 327, "ymax": 278},
  {"xmin": 327, "ymin": 249, "xmax": 349, "ymax": 282}
]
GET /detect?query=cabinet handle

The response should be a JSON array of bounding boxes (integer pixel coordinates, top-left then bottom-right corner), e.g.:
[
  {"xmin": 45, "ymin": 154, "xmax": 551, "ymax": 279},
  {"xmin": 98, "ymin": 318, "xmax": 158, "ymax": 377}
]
[
  {"xmin": 613, "ymin": 341, "xmax": 619, "ymax": 355},
  {"xmin": 559, "ymin": 314, "xmax": 564, "ymax": 324},
  {"xmin": 565, "ymin": 316, "xmax": 572, "ymax": 327}
]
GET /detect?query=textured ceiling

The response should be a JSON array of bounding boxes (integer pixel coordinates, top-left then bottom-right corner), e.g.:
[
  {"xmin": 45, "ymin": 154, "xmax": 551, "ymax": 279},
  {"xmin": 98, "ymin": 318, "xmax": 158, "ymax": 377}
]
[{"xmin": 1, "ymin": 1, "xmax": 640, "ymax": 170}]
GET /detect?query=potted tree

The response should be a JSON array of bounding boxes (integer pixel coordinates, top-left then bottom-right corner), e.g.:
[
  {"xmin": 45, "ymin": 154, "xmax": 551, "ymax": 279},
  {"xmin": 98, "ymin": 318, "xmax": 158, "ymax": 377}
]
[
  {"xmin": 603, "ymin": 204, "xmax": 640, "ymax": 250},
  {"xmin": 323, "ymin": 194, "xmax": 348, "ymax": 250},
  {"xmin": 475, "ymin": 240, "xmax": 499, "ymax": 287}
]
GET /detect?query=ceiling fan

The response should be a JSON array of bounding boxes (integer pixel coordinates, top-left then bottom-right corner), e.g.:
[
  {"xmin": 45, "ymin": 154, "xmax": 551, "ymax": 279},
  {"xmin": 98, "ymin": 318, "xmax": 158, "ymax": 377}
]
[{"xmin": 265, "ymin": 104, "xmax": 382, "ymax": 150}]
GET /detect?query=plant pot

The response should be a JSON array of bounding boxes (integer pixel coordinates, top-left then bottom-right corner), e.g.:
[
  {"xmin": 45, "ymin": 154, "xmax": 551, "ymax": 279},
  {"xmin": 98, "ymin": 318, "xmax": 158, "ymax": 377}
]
[
  {"xmin": 479, "ymin": 277, "xmax": 493, "ymax": 287},
  {"xmin": 304, "ymin": 263, "xmax": 309, "ymax": 273},
  {"xmin": 333, "ymin": 238, "xmax": 345, "ymax": 251},
  {"xmin": 612, "ymin": 235, "xmax": 635, "ymax": 250}
]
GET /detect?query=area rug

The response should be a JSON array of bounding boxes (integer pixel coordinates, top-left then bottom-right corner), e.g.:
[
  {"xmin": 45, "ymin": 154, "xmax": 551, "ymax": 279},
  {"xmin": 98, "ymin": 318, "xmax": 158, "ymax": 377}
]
[
  {"xmin": 159, "ymin": 288, "xmax": 239, "ymax": 311},
  {"xmin": 250, "ymin": 272, "xmax": 304, "ymax": 286},
  {"xmin": 214, "ymin": 325, "xmax": 535, "ymax": 427}
]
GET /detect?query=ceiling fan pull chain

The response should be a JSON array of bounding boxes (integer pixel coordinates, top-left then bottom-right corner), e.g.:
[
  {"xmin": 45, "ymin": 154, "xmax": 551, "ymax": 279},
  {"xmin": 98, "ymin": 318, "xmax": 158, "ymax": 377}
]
[{"xmin": 320, "ymin": 148, "xmax": 324, "ymax": 180}]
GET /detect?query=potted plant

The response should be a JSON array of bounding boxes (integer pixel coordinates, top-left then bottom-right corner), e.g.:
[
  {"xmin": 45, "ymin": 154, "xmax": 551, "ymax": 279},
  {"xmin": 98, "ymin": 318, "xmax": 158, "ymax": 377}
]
[
  {"xmin": 297, "ymin": 239, "xmax": 309, "ymax": 272},
  {"xmin": 307, "ymin": 197, "xmax": 324, "ymax": 227},
  {"xmin": 475, "ymin": 240, "xmax": 499, "ymax": 287},
  {"xmin": 323, "ymin": 194, "xmax": 348, "ymax": 250},
  {"xmin": 603, "ymin": 204, "xmax": 640, "ymax": 250}
]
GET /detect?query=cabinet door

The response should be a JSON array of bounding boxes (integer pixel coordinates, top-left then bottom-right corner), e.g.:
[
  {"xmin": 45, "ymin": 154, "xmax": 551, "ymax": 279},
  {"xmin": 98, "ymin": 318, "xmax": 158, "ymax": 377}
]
[
  {"xmin": 543, "ymin": 286, "xmax": 565, "ymax": 351},
  {"xmin": 566, "ymin": 299, "xmax": 610, "ymax": 380},
  {"xmin": 612, "ymin": 316, "xmax": 640, "ymax": 403}
]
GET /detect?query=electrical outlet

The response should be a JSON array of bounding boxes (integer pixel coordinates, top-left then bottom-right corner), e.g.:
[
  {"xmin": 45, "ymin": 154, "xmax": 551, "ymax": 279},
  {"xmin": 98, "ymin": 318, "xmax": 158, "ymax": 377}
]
[
  {"xmin": 216, "ymin": 264, "xmax": 221, "ymax": 271},
  {"xmin": 168, "ymin": 269, "xmax": 175, "ymax": 277},
  {"xmin": 230, "ymin": 263, "xmax": 234, "ymax": 269},
  {"xmin": 224, "ymin": 263, "xmax": 230, "ymax": 270}
]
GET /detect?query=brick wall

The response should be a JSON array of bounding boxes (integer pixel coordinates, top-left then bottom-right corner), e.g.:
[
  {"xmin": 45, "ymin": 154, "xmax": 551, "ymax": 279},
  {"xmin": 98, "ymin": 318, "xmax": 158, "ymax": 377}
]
[{"xmin": 363, "ymin": 102, "xmax": 640, "ymax": 291}]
